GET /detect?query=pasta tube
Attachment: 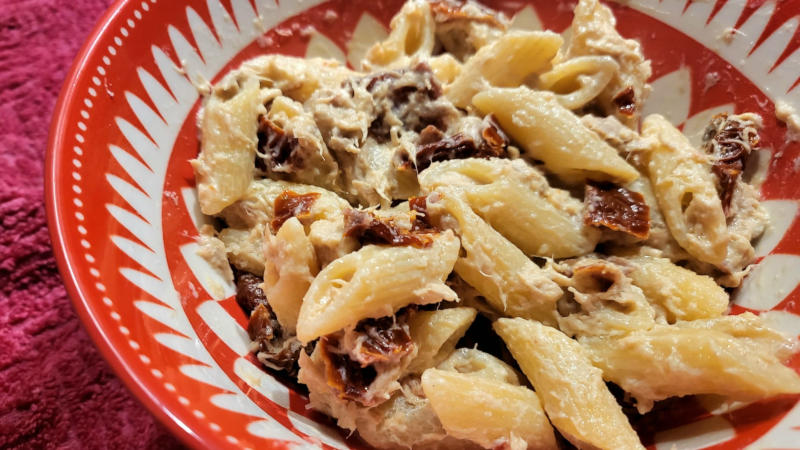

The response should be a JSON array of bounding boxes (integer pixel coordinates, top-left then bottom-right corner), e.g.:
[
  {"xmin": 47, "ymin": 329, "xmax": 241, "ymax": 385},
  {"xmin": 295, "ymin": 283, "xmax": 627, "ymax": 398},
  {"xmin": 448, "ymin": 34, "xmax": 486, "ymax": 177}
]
[
  {"xmin": 624, "ymin": 255, "xmax": 728, "ymax": 322},
  {"xmin": 422, "ymin": 369, "xmax": 557, "ymax": 449},
  {"xmin": 472, "ymin": 87, "xmax": 639, "ymax": 183},
  {"xmin": 642, "ymin": 114, "xmax": 729, "ymax": 269},
  {"xmin": 263, "ymin": 217, "xmax": 319, "ymax": 333},
  {"xmin": 192, "ymin": 77, "xmax": 265, "ymax": 215},
  {"xmin": 296, "ymin": 231, "xmax": 460, "ymax": 342},
  {"xmin": 365, "ymin": 0, "xmax": 436, "ymax": 68},
  {"xmin": 446, "ymin": 30, "xmax": 563, "ymax": 108},
  {"xmin": 495, "ymin": 318, "xmax": 644, "ymax": 450},
  {"xmin": 427, "ymin": 188, "xmax": 562, "ymax": 324},
  {"xmin": 538, "ymin": 55, "xmax": 619, "ymax": 110},
  {"xmin": 419, "ymin": 158, "xmax": 599, "ymax": 258},
  {"xmin": 583, "ymin": 318, "xmax": 800, "ymax": 412}
]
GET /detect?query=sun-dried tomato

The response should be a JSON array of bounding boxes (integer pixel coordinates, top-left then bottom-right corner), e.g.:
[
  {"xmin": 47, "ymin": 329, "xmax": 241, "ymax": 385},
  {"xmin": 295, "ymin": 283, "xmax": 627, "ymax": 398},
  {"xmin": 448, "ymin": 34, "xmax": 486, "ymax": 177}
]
[
  {"xmin": 415, "ymin": 115, "xmax": 510, "ymax": 171},
  {"xmin": 271, "ymin": 190, "xmax": 321, "ymax": 233},
  {"xmin": 320, "ymin": 337, "xmax": 377, "ymax": 403},
  {"xmin": 344, "ymin": 209, "xmax": 433, "ymax": 248},
  {"xmin": 409, "ymin": 196, "xmax": 434, "ymax": 232},
  {"xmin": 712, "ymin": 163, "xmax": 740, "ymax": 216},
  {"xmin": 354, "ymin": 315, "xmax": 415, "ymax": 366},
  {"xmin": 248, "ymin": 303, "xmax": 278, "ymax": 346},
  {"xmin": 248, "ymin": 303, "xmax": 304, "ymax": 376},
  {"xmin": 257, "ymin": 116, "xmax": 299, "ymax": 169},
  {"xmin": 584, "ymin": 183, "xmax": 650, "ymax": 239},
  {"xmin": 481, "ymin": 114, "xmax": 509, "ymax": 151},
  {"xmin": 319, "ymin": 311, "xmax": 415, "ymax": 404},
  {"xmin": 430, "ymin": 0, "xmax": 503, "ymax": 27},
  {"xmin": 416, "ymin": 133, "xmax": 479, "ymax": 171},
  {"xmin": 702, "ymin": 113, "xmax": 760, "ymax": 216},
  {"xmin": 236, "ymin": 272, "xmax": 268, "ymax": 314},
  {"xmin": 364, "ymin": 63, "xmax": 441, "ymax": 101},
  {"xmin": 612, "ymin": 86, "xmax": 636, "ymax": 116}
]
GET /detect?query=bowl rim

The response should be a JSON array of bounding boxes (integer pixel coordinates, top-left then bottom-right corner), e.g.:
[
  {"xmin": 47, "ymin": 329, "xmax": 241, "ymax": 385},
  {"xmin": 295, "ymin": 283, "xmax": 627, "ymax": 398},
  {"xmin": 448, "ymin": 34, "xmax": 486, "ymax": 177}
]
[{"xmin": 44, "ymin": 0, "xmax": 205, "ymax": 447}]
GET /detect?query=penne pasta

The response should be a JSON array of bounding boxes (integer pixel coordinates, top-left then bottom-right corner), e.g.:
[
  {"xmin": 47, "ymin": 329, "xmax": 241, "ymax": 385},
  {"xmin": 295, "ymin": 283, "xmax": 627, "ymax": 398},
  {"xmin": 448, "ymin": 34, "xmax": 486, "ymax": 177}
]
[
  {"xmin": 427, "ymin": 53, "xmax": 463, "ymax": 85},
  {"xmin": 624, "ymin": 254, "xmax": 728, "ymax": 323},
  {"xmin": 472, "ymin": 87, "xmax": 639, "ymax": 183},
  {"xmin": 419, "ymin": 158, "xmax": 600, "ymax": 258},
  {"xmin": 427, "ymin": 187, "xmax": 563, "ymax": 324},
  {"xmin": 295, "ymin": 231, "xmax": 460, "ymax": 343},
  {"xmin": 538, "ymin": 55, "xmax": 619, "ymax": 110},
  {"xmin": 406, "ymin": 307, "xmax": 477, "ymax": 374},
  {"xmin": 494, "ymin": 318, "xmax": 644, "ymax": 450},
  {"xmin": 446, "ymin": 30, "xmax": 563, "ymax": 108},
  {"xmin": 583, "ymin": 318, "xmax": 800, "ymax": 412},
  {"xmin": 263, "ymin": 217, "xmax": 319, "ymax": 333},
  {"xmin": 676, "ymin": 312, "xmax": 798, "ymax": 362},
  {"xmin": 422, "ymin": 368, "xmax": 557, "ymax": 449},
  {"xmin": 365, "ymin": 0, "xmax": 436, "ymax": 68},
  {"xmin": 436, "ymin": 347, "xmax": 520, "ymax": 384},
  {"xmin": 642, "ymin": 114, "xmax": 730, "ymax": 269},
  {"xmin": 192, "ymin": 77, "xmax": 266, "ymax": 215},
  {"xmin": 565, "ymin": 0, "xmax": 652, "ymax": 125}
]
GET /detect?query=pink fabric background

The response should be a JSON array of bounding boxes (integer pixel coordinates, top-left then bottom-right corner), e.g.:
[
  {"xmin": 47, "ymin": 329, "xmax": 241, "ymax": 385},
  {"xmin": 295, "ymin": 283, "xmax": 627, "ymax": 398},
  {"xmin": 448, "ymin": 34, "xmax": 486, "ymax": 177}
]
[{"xmin": 0, "ymin": 0, "xmax": 183, "ymax": 447}]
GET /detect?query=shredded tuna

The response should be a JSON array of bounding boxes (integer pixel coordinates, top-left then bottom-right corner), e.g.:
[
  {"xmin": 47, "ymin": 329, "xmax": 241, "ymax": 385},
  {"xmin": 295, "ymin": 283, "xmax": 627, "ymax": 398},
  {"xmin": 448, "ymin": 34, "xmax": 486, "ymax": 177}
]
[{"xmin": 364, "ymin": 63, "xmax": 448, "ymax": 141}]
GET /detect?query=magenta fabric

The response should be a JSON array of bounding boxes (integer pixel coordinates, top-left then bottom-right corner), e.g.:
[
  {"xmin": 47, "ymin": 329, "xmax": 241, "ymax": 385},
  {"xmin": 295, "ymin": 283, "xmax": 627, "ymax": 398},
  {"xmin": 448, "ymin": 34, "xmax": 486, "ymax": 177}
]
[{"xmin": 0, "ymin": 1, "xmax": 183, "ymax": 448}]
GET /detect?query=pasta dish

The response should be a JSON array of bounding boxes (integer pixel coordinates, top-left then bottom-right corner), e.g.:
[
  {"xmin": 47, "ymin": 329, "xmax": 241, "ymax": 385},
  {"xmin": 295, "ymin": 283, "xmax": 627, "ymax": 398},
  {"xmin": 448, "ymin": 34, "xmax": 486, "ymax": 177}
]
[{"xmin": 191, "ymin": 0, "xmax": 800, "ymax": 448}]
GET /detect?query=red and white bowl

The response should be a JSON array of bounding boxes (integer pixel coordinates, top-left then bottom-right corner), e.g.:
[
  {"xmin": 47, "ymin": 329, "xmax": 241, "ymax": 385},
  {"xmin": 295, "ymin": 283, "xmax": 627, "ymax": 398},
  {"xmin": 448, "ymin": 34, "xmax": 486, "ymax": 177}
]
[{"xmin": 46, "ymin": 0, "xmax": 800, "ymax": 448}]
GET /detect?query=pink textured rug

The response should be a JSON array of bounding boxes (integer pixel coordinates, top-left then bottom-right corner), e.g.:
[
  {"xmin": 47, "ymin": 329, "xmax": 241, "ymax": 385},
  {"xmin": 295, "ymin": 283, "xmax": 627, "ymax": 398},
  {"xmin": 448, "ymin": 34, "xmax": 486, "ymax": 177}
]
[{"xmin": 0, "ymin": 1, "xmax": 183, "ymax": 448}]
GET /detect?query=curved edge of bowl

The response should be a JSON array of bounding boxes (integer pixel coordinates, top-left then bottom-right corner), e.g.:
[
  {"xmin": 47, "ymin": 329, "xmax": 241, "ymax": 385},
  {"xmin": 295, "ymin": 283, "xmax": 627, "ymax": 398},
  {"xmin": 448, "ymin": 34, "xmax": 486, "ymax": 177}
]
[{"xmin": 44, "ymin": 1, "xmax": 208, "ymax": 448}]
